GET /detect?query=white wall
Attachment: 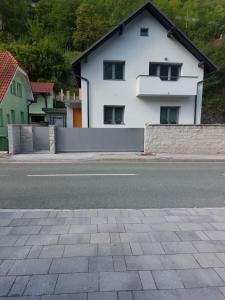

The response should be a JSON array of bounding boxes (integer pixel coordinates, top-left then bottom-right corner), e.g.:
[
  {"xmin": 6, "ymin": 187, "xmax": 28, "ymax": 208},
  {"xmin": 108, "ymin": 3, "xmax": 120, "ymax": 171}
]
[
  {"xmin": 66, "ymin": 107, "xmax": 73, "ymax": 128},
  {"xmin": 81, "ymin": 11, "xmax": 204, "ymax": 128}
]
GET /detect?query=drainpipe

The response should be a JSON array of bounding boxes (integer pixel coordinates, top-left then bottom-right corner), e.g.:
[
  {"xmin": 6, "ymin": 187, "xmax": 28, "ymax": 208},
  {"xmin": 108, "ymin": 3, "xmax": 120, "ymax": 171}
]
[{"xmin": 74, "ymin": 74, "xmax": 90, "ymax": 128}]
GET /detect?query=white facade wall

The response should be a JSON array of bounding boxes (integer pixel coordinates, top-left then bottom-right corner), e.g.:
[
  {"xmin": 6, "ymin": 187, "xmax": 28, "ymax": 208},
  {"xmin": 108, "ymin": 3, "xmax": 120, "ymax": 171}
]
[
  {"xmin": 66, "ymin": 107, "xmax": 73, "ymax": 128},
  {"xmin": 81, "ymin": 11, "xmax": 204, "ymax": 128}
]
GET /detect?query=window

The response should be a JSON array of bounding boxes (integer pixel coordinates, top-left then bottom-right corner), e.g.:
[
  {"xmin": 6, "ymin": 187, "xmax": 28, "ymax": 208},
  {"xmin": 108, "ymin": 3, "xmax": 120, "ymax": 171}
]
[
  {"xmin": 0, "ymin": 109, "xmax": 3, "ymax": 127},
  {"xmin": 10, "ymin": 80, "xmax": 16, "ymax": 95},
  {"xmin": 17, "ymin": 83, "xmax": 22, "ymax": 97},
  {"xmin": 160, "ymin": 107, "xmax": 179, "ymax": 124},
  {"xmin": 149, "ymin": 63, "xmax": 181, "ymax": 81},
  {"xmin": 20, "ymin": 112, "xmax": 25, "ymax": 124},
  {"xmin": 10, "ymin": 110, "xmax": 15, "ymax": 124},
  {"xmin": 7, "ymin": 114, "xmax": 10, "ymax": 124},
  {"xmin": 104, "ymin": 106, "xmax": 125, "ymax": 125},
  {"xmin": 140, "ymin": 27, "xmax": 149, "ymax": 36},
  {"xmin": 104, "ymin": 62, "xmax": 125, "ymax": 80}
]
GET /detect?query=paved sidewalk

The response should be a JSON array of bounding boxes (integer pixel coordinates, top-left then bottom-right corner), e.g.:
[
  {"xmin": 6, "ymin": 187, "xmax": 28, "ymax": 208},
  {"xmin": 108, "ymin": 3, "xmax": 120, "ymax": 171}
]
[
  {"xmin": 3, "ymin": 152, "xmax": 225, "ymax": 162},
  {"xmin": 0, "ymin": 209, "xmax": 225, "ymax": 298}
]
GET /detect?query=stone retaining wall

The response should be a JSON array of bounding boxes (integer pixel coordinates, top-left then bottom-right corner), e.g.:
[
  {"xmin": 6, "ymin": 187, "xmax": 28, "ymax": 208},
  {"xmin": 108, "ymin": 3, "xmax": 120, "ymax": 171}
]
[{"xmin": 144, "ymin": 125, "xmax": 225, "ymax": 154}]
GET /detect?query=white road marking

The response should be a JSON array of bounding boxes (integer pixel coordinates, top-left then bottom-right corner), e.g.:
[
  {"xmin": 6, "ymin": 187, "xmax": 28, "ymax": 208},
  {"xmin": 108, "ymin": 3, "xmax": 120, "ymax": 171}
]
[{"xmin": 27, "ymin": 173, "xmax": 137, "ymax": 177}]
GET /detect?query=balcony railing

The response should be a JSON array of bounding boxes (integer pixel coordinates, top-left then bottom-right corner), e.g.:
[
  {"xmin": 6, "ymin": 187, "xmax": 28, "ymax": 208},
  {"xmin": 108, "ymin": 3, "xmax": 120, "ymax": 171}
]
[{"xmin": 136, "ymin": 75, "xmax": 198, "ymax": 97}]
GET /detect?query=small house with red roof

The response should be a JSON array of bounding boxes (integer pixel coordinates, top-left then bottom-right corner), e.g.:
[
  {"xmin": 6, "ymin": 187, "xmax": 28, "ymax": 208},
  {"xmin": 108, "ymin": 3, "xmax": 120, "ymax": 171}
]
[
  {"xmin": 0, "ymin": 51, "xmax": 33, "ymax": 150},
  {"xmin": 29, "ymin": 82, "xmax": 54, "ymax": 124}
]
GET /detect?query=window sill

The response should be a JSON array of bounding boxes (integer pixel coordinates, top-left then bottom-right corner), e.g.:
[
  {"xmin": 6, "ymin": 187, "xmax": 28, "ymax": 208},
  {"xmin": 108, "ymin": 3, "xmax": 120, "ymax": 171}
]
[
  {"xmin": 104, "ymin": 123, "xmax": 126, "ymax": 125},
  {"xmin": 103, "ymin": 79, "xmax": 126, "ymax": 81}
]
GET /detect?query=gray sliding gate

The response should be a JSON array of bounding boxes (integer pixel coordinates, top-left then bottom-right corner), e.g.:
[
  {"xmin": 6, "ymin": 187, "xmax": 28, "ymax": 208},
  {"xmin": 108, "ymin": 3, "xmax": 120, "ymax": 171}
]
[
  {"xmin": 33, "ymin": 126, "xmax": 50, "ymax": 152},
  {"xmin": 56, "ymin": 128, "xmax": 144, "ymax": 152}
]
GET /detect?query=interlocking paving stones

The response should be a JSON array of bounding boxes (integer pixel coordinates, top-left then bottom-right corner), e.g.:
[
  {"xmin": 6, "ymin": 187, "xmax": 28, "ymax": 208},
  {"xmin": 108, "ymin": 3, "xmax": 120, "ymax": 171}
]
[
  {"xmin": 59, "ymin": 234, "xmax": 90, "ymax": 245},
  {"xmin": 8, "ymin": 275, "xmax": 30, "ymax": 296},
  {"xmin": 176, "ymin": 268, "xmax": 224, "ymax": 288},
  {"xmin": 1, "ymin": 208, "xmax": 225, "ymax": 298},
  {"xmin": 49, "ymin": 257, "xmax": 88, "ymax": 273},
  {"xmin": 0, "ymin": 276, "xmax": 16, "ymax": 296},
  {"xmin": 42, "ymin": 294, "xmax": 86, "ymax": 300},
  {"xmin": 39, "ymin": 245, "xmax": 64, "ymax": 258},
  {"xmin": 9, "ymin": 259, "xmax": 52, "ymax": 275},
  {"xmin": 194, "ymin": 253, "xmax": 225, "ymax": 268},
  {"xmin": 152, "ymin": 270, "xmax": 184, "ymax": 289},
  {"xmin": 100, "ymin": 271, "xmax": 142, "ymax": 291},
  {"xmin": 88, "ymin": 291, "xmax": 117, "ymax": 300},
  {"xmin": 133, "ymin": 290, "xmax": 180, "ymax": 300},
  {"xmin": 64, "ymin": 244, "xmax": 97, "ymax": 257},
  {"xmin": 125, "ymin": 255, "xmax": 163, "ymax": 271},
  {"xmin": 55, "ymin": 273, "xmax": 98, "ymax": 293},
  {"xmin": 0, "ymin": 246, "xmax": 30, "ymax": 259},
  {"xmin": 177, "ymin": 287, "xmax": 225, "ymax": 300},
  {"xmin": 24, "ymin": 274, "xmax": 57, "ymax": 295},
  {"xmin": 161, "ymin": 241, "xmax": 197, "ymax": 254},
  {"xmin": 88, "ymin": 256, "xmax": 113, "ymax": 272},
  {"xmin": 98, "ymin": 243, "xmax": 132, "ymax": 256}
]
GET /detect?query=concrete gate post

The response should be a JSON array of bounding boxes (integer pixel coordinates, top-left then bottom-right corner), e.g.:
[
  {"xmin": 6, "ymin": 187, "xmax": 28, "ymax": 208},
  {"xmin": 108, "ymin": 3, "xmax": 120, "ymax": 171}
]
[{"xmin": 49, "ymin": 125, "xmax": 56, "ymax": 154}]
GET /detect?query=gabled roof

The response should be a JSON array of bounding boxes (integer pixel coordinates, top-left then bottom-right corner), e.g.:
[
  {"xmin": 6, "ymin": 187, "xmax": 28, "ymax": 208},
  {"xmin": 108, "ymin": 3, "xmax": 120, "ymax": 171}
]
[
  {"xmin": 72, "ymin": 1, "xmax": 217, "ymax": 76},
  {"xmin": 31, "ymin": 82, "xmax": 54, "ymax": 94},
  {"xmin": 0, "ymin": 51, "xmax": 18, "ymax": 103}
]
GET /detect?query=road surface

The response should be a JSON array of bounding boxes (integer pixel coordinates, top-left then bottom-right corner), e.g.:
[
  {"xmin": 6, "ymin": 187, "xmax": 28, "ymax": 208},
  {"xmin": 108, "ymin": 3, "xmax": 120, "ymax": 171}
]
[{"xmin": 0, "ymin": 161, "xmax": 225, "ymax": 209}]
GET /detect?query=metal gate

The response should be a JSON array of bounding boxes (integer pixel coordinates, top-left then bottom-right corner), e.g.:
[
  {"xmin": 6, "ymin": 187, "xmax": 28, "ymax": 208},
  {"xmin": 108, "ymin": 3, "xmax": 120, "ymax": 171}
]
[
  {"xmin": 33, "ymin": 127, "xmax": 49, "ymax": 152},
  {"xmin": 56, "ymin": 128, "xmax": 144, "ymax": 152}
]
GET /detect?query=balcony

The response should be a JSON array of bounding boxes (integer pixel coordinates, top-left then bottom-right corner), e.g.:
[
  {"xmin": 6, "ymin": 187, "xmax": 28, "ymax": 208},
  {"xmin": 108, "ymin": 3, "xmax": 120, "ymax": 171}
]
[{"xmin": 136, "ymin": 75, "xmax": 198, "ymax": 97}]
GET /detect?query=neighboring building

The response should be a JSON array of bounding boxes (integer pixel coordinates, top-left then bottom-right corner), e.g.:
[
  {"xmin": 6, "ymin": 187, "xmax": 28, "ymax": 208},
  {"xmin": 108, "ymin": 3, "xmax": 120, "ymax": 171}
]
[
  {"xmin": 72, "ymin": 2, "xmax": 217, "ymax": 128},
  {"xmin": 0, "ymin": 51, "xmax": 33, "ymax": 150},
  {"xmin": 29, "ymin": 82, "xmax": 54, "ymax": 124}
]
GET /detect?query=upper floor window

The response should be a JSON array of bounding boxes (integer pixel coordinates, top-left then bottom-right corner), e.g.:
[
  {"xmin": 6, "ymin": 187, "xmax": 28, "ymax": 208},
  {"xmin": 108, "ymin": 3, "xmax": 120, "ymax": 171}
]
[
  {"xmin": 140, "ymin": 27, "xmax": 149, "ymax": 36},
  {"xmin": 104, "ymin": 61, "xmax": 125, "ymax": 80},
  {"xmin": 149, "ymin": 63, "xmax": 181, "ymax": 81},
  {"xmin": 10, "ymin": 80, "xmax": 16, "ymax": 95},
  {"xmin": 104, "ymin": 106, "xmax": 125, "ymax": 125},
  {"xmin": 17, "ymin": 83, "xmax": 22, "ymax": 97},
  {"xmin": 0, "ymin": 109, "xmax": 3, "ymax": 127}
]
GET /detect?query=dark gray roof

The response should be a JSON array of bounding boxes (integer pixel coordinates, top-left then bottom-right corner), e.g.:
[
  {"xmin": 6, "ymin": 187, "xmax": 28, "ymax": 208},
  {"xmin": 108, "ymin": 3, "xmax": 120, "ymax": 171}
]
[{"xmin": 72, "ymin": 1, "xmax": 217, "ymax": 75}]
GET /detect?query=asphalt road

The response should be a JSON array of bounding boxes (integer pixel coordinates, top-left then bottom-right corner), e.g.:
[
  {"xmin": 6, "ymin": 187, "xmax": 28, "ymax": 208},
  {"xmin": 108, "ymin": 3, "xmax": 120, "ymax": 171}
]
[{"xmin": 0, "ymin": 161, "xmax": 225, "ymax": 209}]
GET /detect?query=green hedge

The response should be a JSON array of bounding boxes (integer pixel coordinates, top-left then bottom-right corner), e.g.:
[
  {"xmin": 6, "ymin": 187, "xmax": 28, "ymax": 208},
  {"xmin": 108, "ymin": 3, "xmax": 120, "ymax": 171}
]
[{"xmin": 0, "ymin": 137, "xmax": 8, "ymax": 151}]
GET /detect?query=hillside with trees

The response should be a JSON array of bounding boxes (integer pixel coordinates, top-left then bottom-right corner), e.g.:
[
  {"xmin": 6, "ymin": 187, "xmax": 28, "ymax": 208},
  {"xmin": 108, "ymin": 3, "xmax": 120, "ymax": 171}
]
[{"xmin": 0, "ymin": 0, "xmax": 224, "ymax": 119}]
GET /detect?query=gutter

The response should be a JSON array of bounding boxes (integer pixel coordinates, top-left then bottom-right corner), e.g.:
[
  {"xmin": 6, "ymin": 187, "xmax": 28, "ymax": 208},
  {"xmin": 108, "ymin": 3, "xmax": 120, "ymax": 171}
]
[{"xmin": 74, "ymin": 74, "xmax": 90, "ymax": 128}]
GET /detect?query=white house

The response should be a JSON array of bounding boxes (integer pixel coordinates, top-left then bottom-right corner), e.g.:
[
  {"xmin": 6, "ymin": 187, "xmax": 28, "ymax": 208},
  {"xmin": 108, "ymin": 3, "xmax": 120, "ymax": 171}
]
[{"xmin": 72, "ymin": 1, "xmax": 216, "ymax": 128}]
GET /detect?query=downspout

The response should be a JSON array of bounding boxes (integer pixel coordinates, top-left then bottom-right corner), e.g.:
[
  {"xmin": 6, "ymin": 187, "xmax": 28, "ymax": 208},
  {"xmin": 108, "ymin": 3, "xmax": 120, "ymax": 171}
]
[{"xmin": 74, "ymin": 74, "xmax": 90, "ymax": 128}]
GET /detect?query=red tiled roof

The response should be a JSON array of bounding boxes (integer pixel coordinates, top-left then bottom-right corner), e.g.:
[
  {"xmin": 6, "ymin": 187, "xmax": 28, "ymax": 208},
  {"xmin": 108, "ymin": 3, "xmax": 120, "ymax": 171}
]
[
  {"xmin": 0, "ymin": 51, "xmax": 19, "ymax": 103},
  {"xmin": 31, "ymin": 82, "xmax": 54, "ymax": 94}
]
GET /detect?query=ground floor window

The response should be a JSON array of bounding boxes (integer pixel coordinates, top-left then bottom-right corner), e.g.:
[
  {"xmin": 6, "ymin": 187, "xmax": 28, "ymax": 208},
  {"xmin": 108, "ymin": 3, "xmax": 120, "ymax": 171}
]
[
  {"xmin": 160, "ymin": 107, "xmax": 179, "ymax": 124},
  {"xmin": 31, "ymin": 115, "xmax": 45, "ymax": 123},
  {"xmin": 104, "ymin": 106, "xmax": 125, "ymax": 125},
  {"xmin": 20, "ymin": 112, "xmax": 25, "ymax": 124},
  {"xmin": 10, "ymin": 110, "xmax": 15, "ymax": 124}
]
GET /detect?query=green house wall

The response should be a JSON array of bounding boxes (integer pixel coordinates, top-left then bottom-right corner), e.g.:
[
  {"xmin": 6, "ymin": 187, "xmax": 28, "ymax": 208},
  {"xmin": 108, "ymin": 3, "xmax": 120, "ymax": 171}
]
[{"xmin": 0, "ymin": 72, "xmax": 29, "ymax": 150}]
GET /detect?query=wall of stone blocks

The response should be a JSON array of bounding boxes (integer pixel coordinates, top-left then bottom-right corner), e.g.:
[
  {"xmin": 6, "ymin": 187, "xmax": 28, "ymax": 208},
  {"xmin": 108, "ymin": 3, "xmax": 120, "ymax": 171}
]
[{"xmin": 144, "ymin": 125, "xmax": 225, "ymax": 154}]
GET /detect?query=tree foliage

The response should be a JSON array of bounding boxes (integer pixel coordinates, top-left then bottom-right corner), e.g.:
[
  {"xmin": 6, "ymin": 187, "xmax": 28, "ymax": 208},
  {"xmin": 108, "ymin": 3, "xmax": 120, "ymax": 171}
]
[{"xmin": 0, "ymin": 0, "xmax": 224, "ymax": 98}]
